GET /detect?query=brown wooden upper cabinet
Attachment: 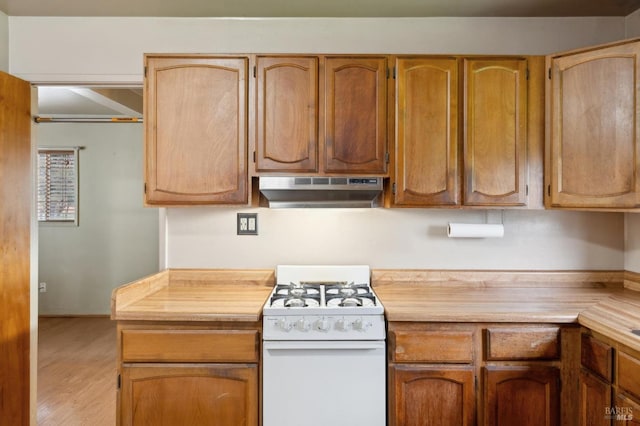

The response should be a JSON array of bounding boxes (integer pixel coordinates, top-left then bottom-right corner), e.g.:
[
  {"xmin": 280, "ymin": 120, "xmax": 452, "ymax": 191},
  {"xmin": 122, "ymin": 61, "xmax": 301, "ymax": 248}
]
[
  {"xmin": 464, "ymin": 58, "xmax": 528, "ymax": 206},
  {"xmin": 547, "ymin": 39, "xmax": 640, "ymax": 209},
  {"xmin": 394, "ymin": 57, "xmax": 460, "ymax": 206},
  {"xmin": 144, "ymin": 55, "xmax": 249, "ymax": 205},
  {"xmin": 254, "ymin": 55, "xmax": 388, "ymax": 175},
  {"xmin": 255, "ymin": 56, "xmax": 318, "ymax": 173},
  {"xmin": 393, "ymin": 56, "xmax": 529, "ymax": 207}
]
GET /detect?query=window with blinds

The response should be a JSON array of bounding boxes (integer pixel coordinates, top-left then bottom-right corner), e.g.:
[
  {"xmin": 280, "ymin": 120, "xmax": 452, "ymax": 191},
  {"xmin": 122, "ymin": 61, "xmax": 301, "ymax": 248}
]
[{"xmin": 37, "ymin": 148, "xmax": 78, "ymax": 223}]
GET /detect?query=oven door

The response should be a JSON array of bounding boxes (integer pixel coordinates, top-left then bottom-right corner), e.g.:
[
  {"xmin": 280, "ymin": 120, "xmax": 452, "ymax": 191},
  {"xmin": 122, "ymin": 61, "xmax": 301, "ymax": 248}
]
[{"xmin": 262, "ymin": 340, "xmax": 386, "ymax": 426}]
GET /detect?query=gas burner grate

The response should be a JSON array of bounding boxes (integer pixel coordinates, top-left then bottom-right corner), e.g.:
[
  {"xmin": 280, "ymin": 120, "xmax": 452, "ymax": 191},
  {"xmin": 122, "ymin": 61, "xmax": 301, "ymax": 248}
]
[{"xmin": 325, "ymin": 292, "xmax": 377, "ymax": 307}]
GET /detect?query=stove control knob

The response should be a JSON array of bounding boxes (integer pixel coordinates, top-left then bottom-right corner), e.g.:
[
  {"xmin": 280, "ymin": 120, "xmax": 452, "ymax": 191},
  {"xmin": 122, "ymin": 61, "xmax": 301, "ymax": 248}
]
[
  {"xmin": 315, "ymin": 319, "xmax": 330, "ymax": 332},
  {"xmin": 276, "ymin": 318, "xmax": 292, "ymax": 332},
  {"xmin": 352, "ymin": 318, "xmax": 365, "ymax": 331},
  {"xmin": 295, "ymin": 319, "xmax": 310, "ymax": 332},
  {"xmin": 335, "ymin": 319, "xmax": 350, "ymax": 331}
]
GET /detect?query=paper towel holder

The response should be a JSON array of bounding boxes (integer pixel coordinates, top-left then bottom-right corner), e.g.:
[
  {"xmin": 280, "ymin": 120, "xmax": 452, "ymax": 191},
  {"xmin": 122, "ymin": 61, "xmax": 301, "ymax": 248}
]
[{"xmin": 447, "ymin": 210, "xmax": 505, "ymax": 238}]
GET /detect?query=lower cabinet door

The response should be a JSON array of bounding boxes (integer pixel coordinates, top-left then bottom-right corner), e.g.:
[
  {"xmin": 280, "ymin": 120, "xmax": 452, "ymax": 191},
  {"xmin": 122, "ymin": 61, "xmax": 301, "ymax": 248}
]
[
  {"xmin": 120, "ymin": 363, "xmax": 258, "ymax": 426},
  {"xmin": 391, "ymin": 364, "xmax": 476, "ymax": 426},
  {"xmin": 614, "ymin": 393, "xmax": 640, "ymax": 426},
  {"xmin": 484, "ymin": 366, "xmax": 560, "ymax": 426},
  {"xmin": 579, "ymin": 368, "xmax": 611, "ymax": 426}
]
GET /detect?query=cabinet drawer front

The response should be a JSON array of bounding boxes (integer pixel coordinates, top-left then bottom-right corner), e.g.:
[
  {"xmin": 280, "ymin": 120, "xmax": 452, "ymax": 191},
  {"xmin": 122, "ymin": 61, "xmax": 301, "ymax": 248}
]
[
  {"xmin": 486, "ymin": 327, "xmax": 560, "ymax": 360},
  {"xmin": 618, "ymin": 351, "xmax": 640, "ymax": 400},
  {"xmin": 121, "ymin": 330, "xmax": 258, "ymax": 362},
  {"xmin": 581, "ymin": 333, "xmax": 613, "ymax": 381},
  {"xmin": 392, "ymin": 330, "xmax": 474, "ymax": 363}
]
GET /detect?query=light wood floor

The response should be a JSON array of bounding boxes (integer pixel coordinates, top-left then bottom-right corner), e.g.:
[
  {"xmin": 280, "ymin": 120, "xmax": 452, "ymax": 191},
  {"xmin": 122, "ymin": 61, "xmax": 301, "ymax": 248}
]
[{"xmin": 38, "ymin": 316, "xmax": 116, "ymax": 426}]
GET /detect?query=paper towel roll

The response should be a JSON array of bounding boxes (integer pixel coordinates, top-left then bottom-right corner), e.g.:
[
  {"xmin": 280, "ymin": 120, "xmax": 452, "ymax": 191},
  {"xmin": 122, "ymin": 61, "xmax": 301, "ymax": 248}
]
[{"xmin": 447, "ymin": 223, "xmax": 504, "ymax": 238}]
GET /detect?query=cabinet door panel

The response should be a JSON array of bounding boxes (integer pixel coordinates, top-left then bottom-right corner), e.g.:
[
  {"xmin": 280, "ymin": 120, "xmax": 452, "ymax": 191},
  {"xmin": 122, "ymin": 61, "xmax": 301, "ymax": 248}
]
[
  {"xmin": 395, "ymin": 57, "xmax": 459, "ymax": 206},
  {"xmin": 391, "ymin": 365, "xmax": 475, "ymax": 426},
  {"xmin": 581, "ymin": 333, "xmax": 613, "ymax": 382},
  {"xmin": 145, "ymin": 56, "xmax": 248, "ymax": 204},
  {"xmin": 484, "ymin": 366, "xmax": 560, "ymax": 426},
  {"xmin": 618, "ymin": 351, "xmax": 640, "ymax": 401},
  {"xmin": 579, "ymin": 369, "xmax": 611, "ymax": 426},
  {"xmin": 256, "ymin": 56, "xmax": 318, "ymax": 172},
  {"xmin": 325, "ymin": 57, "xmax": 388, "ymax": 174},
  {"xmin": 614, "ymin": 393, "xmax": 640, "ymax": 426},
  {"xmin": 120, "ymin": 364, "xmax": 257, "ymax": 426},
  {"xmin": 464, "ymin": 58, "xmax": 528, "ymax": 206},
  {"xmin": 549, "ymin": 41, "xmax": 640, "ymax": 208}
]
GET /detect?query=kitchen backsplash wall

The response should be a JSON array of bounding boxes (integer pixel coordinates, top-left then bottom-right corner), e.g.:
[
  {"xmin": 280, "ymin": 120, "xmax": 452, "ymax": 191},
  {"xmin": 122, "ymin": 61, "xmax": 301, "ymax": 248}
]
[
  {"xmin": 167, "ymin": 208, "xmax": 625, "ymax": 270},
  {"xmin": 626, "ymin": 214, "xmax": 640, "ymax": 273}
]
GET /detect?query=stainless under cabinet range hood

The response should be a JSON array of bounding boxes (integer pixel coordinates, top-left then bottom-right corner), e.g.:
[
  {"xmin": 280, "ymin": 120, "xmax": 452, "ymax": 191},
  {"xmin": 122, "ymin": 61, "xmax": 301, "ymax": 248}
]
[{"xmin": 259, "ymin": 176, "xmax": 383, "ymax": 208}]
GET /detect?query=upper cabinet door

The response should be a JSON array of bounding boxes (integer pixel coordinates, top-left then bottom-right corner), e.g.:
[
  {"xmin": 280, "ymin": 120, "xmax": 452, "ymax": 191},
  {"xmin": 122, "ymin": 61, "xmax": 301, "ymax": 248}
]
[
  {"xmin": 548, "ymin": 41, "xmax": 640, "ymax": 209},
  {"xmin": 255, "ymin": 56, "xmax": 318, "ymax": 173},
  {"xmin": 394, "ymin": 57, "xmax": 459, "ymax": 206},
  {"xmin": 145, "ymin": 56, "xmax": 248, "ymax": 205},
  {"xmin": 324, "ymin": 57, "xmax": 388, "ymax": 174},
  {"xmin": 464, "ymin": 58, "xmax": 528, "ymax": 206}
]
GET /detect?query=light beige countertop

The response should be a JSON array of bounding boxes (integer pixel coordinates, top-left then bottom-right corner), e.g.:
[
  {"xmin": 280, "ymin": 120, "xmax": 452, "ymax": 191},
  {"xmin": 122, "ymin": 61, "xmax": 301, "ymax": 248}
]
[
  {"xmin": 372, "ymin": 270, "xmax": 623, "ymax": 323},
  {"xmin": 579, "ymin": 290, "xmax": 640, "ymax": 353},
  {"xmin": 111, "ymin": 268, "xmax": 640, "ymax": 352},
  {"xmin": 372, "ymin": 269, "xmax": 640, "ymax": 352},
  {"xmin": 111, "ymin": 269, "xmax": 274, "ymax": 322}
]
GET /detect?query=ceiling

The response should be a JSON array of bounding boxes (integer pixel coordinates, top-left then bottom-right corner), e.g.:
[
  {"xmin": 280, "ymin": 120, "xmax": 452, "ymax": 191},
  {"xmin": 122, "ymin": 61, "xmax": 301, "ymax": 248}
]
[
  {"xmin": 1, "ymin": 0, "xmax": 640, "ymax": 17},
  {"xmin": 37, "ymin": 87, "xmax": 143, "ymax": 119}
]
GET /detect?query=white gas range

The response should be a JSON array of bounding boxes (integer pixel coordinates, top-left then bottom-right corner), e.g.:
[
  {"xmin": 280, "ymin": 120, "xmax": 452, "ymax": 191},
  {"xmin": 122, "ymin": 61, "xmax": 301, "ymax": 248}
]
[
  {"xmin": 262, "ymin": 265, "xmax": 385, "ymax": 341},
  {"xmin": 262, "ymin": 265, "xmax": 386, "ymax": 426}
]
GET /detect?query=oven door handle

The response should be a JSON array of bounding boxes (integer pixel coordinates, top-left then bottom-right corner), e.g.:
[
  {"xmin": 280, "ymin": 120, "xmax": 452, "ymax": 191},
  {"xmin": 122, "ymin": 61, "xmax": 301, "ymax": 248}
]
[{"xmin": 263, "ymin": 340, "xmax": 385, "ymax": 351}]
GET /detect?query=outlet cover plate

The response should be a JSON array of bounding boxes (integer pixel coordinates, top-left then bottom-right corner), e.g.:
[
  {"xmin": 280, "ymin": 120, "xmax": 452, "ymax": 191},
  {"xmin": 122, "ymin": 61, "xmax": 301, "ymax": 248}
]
[{"xmin": 237, "ymin": 213, "xmax": 258, "ymax": 235}]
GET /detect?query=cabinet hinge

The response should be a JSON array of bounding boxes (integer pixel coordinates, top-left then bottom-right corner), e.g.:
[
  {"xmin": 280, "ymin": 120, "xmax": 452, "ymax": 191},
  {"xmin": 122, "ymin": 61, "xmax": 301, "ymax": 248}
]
[
  {"xmin": 548, "ymin": 68, "xmax": 552, "ymax": 79},
  {"xmin": 385, "ymin": 152, "xmax": 390, "ymax": 164},
  {"xmin": 253, "ymin": 151, "xmax": 256, "ymax": 163},
  {"xmin": 117, "ymin": 373, "xmax": 121, "ymax": 390},
  {"xmin": 392, "ymin": 182, "xmax": 396, "ymax": 195},
  {"xmin": 253, "ymin": 66, "xmax": 256, "ymax": 78}
]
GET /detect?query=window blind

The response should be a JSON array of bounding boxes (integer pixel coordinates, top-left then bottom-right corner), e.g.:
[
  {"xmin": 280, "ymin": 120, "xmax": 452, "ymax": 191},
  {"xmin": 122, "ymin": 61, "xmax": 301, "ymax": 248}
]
[{"xmin": 37, "ymin": 149, "xmax": 78, "ymax": 223}]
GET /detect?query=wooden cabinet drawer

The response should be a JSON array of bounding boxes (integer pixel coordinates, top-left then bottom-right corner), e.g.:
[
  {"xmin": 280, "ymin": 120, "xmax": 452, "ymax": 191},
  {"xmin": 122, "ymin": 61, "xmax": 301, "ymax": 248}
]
[
  {"xmin": 485, "ymin": 326, "xmax": 560, "ymax": 360},
  {"xmin": 121, "ymin": 329, "xmax": 259, "ymax": 363},
  {"xmin": 581, "ymin": 333, "xmax": 613, "ymax": 381},
  {"xmin": 618, "ymin": 351, "xmax": 640, "ymax": 400},
  {"xmin": 391, "ymin": 330, "xmax": 474, "ymax": 363}
]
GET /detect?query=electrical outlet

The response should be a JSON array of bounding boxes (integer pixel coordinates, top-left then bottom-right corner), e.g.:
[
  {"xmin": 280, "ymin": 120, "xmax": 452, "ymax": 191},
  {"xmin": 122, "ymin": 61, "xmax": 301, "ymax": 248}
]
[
  {"xmin": 39, "ymin": 282, "xmax": 47, "ymax": 293},
  {"xmin": 237, "ymin": 213, "xmax": 258, "ymax": 235}
]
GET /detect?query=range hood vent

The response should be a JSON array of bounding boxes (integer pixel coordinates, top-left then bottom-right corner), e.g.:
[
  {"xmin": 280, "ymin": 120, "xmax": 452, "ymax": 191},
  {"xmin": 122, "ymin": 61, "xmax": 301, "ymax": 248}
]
[{"xmin": 259, "ymin": 176, "xmax": 383, "ymax": 208}]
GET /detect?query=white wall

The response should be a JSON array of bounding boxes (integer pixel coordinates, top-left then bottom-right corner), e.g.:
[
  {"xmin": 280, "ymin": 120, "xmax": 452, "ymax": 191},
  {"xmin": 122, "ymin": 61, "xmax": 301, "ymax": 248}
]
[
  {"xmin": 626, "ymin": 214, "xmax": 640, "ymax": 273},
  {"xmin": 11, "ymin": 16, "xmax": 629, "ymax": 273},
  {"xmin": 168, "ymin": 208, "xmax": 624, "ymax": 270},
  {"xmin": 0, "ymin": 11, "xmax": 8, "ymax": 72},
  {"xmin": 37, "ymin": 123, "xmax": 158, "ymax": 314},
  {"xmin": 626, "ymin": 8, "xmax": 640, "ymax": 37},
  {"xmin": 8, "ymin": 17, "xmax": 625, "ymax": 83}
]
